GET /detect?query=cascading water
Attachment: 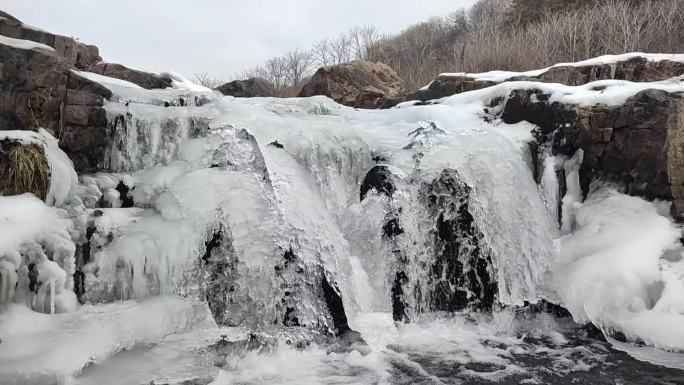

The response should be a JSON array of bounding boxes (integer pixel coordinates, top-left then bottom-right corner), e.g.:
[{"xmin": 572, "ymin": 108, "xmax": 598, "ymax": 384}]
[{"xmin": 2, "ymin": 70, "xmax": 684, "ymax": 385}]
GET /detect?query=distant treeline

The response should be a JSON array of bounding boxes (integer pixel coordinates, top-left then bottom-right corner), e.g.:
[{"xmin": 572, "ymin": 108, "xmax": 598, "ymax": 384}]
[{"xmin": 196, "ymin": 0, "xmax": 684, "ymax": 94}]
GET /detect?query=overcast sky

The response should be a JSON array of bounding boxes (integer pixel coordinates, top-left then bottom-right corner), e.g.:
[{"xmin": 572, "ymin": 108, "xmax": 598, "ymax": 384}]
[{"xmin": 4, "ymin": 0, "xmax": 476, "ymax": 80}]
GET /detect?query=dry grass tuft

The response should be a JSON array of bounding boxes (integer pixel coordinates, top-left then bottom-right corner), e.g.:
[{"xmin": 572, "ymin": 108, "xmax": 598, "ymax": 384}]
[{"xmin": 0, "ymin": 141, "xmax": 50, "ymax": 200}]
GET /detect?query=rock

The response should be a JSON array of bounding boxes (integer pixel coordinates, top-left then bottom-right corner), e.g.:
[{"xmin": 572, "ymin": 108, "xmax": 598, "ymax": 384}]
[
  {"xmin": 0, "ymin": 11, "xmax": 21, "ymax": 22},
  {"xmin": 0, "ymin": 12, "xmax": 100, "ymax": 69},
  {"xmin": 299, "ymin": 60, "xmax": 405, "ymax": 109},
  {"xmin": 89, "ymin": 62, "xmax": 172, "ymax": 90},
  {"xmin": 386, "ymin": 168, "xmax": 497, "ymax": 322},
  {"xmin": 0, "ymin": 39, "xmax": 68, "ymax": 132},
  {"xmin": 66, "ymin": 89, "xmax": 105, "ymax": 106},
  {"xmin": 359, "ymin": 165, "xmax": 395, "ymax": 201},
  {"xmin": 216, "ymin": 78, "xmax": 276, "ymax": 97},
  {"xmin": 60, "ymin": 71, "xmax": 113, "ymax": 172},
  {"xmin": 407, "ymin": 76, "xmax": 496, "ymax": 102},
  {"xmin": 321, "ymin": 273, "xmax": 351, "ymax": 336},
  {"xmin": 423, "ymin": 169, "xmax": 496, "ymax": 312},
  {"xmin": 409, "ymin": 56, "xmax": 684, "ymax": 102},
  {"xmin": 498, "ymin": 88, "xmax": 684, "ymax": 219}
]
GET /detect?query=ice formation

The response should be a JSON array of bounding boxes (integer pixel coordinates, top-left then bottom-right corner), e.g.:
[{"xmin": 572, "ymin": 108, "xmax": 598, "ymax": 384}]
[
  {"xmin": 0, "ymin": 129, "xmax": 80, "ymax": 315},
  {"xmin": 554, "ymin": 189, "xmax": 684, "ymax": 351},
  {"xmin": 0, "ymin": 194, "xmax": 77, "ymax": 314},
  {"xmin": 1, "ymin": 58, "xmax": 684, "ymax": 382}
]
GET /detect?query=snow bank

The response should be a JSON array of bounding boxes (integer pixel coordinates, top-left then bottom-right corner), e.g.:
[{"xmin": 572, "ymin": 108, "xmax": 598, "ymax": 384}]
[
  {"xmin": 0, "ymin": 34, "xmax": 55, "ymax": 52},
  {"xmin": 0, "ymin": 296, "xmax": 210, "ymax": 383},
  {"xmin": 440, "ymin": 52, "xmax": 684, "ymax": 82},
  {"xmin": 554, "ymin": 189, "xmax": 684, "ymax": 351}
]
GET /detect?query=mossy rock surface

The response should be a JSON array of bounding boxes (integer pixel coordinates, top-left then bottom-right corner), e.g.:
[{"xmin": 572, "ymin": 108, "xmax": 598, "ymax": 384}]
[{"xmin": 0, "ymin": 139, "xmax": 50, "ymax": 200}]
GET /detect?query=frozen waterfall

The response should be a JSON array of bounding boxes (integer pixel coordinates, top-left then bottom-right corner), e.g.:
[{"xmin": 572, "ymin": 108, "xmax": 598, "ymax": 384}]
[{"xmin": 1, "ymin": 70, "xmax": 684, "ymax": 384}]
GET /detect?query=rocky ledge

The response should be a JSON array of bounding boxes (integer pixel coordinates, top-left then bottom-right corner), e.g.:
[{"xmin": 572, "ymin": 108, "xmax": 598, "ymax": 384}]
[
  {"xmin": 497, "ymin": 87, "xmax": 684, "ymax": 220},
  {"xmin": 409, "ymin": 54, "xmax": 684, "ymax": 102}
]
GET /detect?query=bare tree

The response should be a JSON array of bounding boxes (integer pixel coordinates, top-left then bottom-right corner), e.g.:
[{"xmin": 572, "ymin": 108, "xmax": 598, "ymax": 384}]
[
  {"xmin": 312, "ymin": 39, "xmax": 333, "ymax": 67},
  {"xmin": 348, "ymin": 25, "xmax": 382, "ymax": 60},
  {"xmin": 283, "ymin": 48, "xmax": 315, "ymax": 86},
  {"xmin": 265, "ymin": 57, "xmax": 288, "ymax": 93},
  {"xmin": 330, "ymin": 34, "xmax": 353, "ymax": 64},
  {"xmin": 193, "ymin": 72, "xmax": 225, "ymax": 89}
]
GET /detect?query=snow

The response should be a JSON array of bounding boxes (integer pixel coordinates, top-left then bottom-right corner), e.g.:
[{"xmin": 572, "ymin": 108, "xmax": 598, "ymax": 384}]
[
  {"xmin": 161, "ymin": 70, "xmax": 213, "ymax": 92},
  {"xmin": 0, "ymin": 296, "xmax": 211, "ymax": 383},
  {"xmin": 439, "ymin": 52, "xmax": 684, "ymax": 82},
  {"xmin": 438, "ymin": 76, "xmax": 684, "ymax": 108},
  {"xmin": 0, "ymin": 34, "xmax": 55, "ymax": 52},
  {"xmin": 71, "ymin": 69, "xmax": 142, "ymax": 89}
]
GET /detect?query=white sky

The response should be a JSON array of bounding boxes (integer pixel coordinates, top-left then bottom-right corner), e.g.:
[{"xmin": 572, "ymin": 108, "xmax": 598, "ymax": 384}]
[{"xmin": 3, "ymin": 0, "xmax": 476, "ymax": 80}]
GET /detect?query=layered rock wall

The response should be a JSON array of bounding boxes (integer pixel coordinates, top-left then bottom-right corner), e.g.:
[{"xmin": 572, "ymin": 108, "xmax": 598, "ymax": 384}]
[{"xmin": 497, "ymin": 88, "xmax": 684, "ymax": 219}]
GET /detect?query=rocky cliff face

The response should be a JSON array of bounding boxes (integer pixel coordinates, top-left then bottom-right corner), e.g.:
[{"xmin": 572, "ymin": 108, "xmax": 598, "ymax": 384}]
[
  {"xmin": 497, "ymin": 88, "xmax": 684, "ymax": 219},
  {"xmin": 0, "ymin": 13, "xmax": 100, "ymax": 70},
  {"xmin": 0, "ymin": 12, "xmax": 179, "ymax": 172}
]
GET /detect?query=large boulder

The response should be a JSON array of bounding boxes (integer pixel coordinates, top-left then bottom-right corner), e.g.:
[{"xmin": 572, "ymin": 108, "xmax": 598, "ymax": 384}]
[
  {"xmin": 497, "ymin": 88, "xmax": 684, "ymax": 219},
  {"xmin": 409, "ymin": 56, "xmax": 684, "ymax": 102},
  {"xmin": 298, "ymin": 60, "xmax": 405, "ymax": 109},
  {"xmin": 89, "ymin": 62, "xmax": 172, "ymax": 90},
  {"xmin": 216, "ymin": 78, "xmax": 276, "ymax": 97},
  {"xmin": 0, "ymin": 12, "xmax": 100, "ymax": 69}
]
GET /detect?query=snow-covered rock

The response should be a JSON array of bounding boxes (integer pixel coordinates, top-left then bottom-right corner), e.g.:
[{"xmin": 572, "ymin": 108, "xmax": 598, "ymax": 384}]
[{"xmin": 409, "ymin": 53, "xmax": 684, "ymax": 102}]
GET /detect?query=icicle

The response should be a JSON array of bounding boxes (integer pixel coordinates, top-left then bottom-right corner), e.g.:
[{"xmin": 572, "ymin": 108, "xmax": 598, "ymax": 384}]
[
  {"xmin": 560, "ymin": 149, "xmax": 584, "ymax": 234},
  {"xmin": 0, "ymin": 269, "xmax": 7, "ymax": 303},
  {"xmin": 49, "ymin": 280, "xmax": 55, "ymax": 314}
]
